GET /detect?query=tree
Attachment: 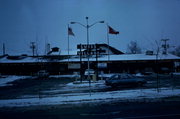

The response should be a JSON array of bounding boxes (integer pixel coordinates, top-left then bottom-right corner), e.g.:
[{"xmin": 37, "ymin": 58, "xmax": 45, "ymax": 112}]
[{"xmin": 127, "ymin": 41, "xmax": 142, "ymax": 54}]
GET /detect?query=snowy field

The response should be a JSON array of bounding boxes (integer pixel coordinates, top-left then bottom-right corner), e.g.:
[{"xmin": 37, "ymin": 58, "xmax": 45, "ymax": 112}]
[
  {"xmin": 0, "ymin": 74, "xmax": 80, "ymax": 87},
  {"xmin": 0, "ymin": 80, "xmax": 180, "ymax": 107},
  {"xmin": 0, "ymin": 87, "xmax": 179, "ymax": 107},
  {"xmin": 0, "ymin": 74, "xmax": 180, "ymax": 107}
]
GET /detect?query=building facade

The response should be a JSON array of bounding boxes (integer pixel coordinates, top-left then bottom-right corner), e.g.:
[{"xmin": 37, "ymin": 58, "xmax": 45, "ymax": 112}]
[{"xmin": 0, "ymin": 44, "xmax": 180, "ymax": 75}]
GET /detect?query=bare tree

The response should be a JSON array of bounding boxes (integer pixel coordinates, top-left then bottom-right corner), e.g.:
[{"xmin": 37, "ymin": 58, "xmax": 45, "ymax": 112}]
[{"xmin": 127, "ymin": 41, "xmax": 142, "ymax": 54}]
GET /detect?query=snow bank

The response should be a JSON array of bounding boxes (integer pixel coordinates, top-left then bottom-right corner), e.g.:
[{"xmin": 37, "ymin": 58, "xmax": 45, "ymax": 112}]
[
  {"xmin": 135, "ymin": 73, "xmax": 144, "ymax": 77},
  {"xmin": 49, "ymin": 75, "xmax": 80, "ymax": 78},
  {"xmin": 0, "ymin": 88, "xmax": 179, "ymax": 107},
  {"xmin": 66, "ymin": 80, "xmax": 105, "ymax": 87},
  {"xmin": 173, "ymin": 72, "xmax": 180, "ymax": 76},
  {"xmin": 0, "ymin": 76, "xmax": 29, "ymax": 87}
]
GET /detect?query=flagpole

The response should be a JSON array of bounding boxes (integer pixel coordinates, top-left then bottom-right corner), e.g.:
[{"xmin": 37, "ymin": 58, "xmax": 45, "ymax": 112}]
[
  {"xmin": 68, "ymin": 24, "xmax": 70, "ymax": 61},
  {"xmin": 107, "ymin": 23, "xmax": 110, "ymax": 61}
]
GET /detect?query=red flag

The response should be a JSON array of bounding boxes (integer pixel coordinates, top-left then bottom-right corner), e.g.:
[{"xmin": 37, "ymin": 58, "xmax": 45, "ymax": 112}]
[
  {"xmin": 68, "ymin": 27, "xmax": 75, "ymax": 36},
  {"xmin": 108, "ymin": 26, "xmax": 119, "ymax": 35}
]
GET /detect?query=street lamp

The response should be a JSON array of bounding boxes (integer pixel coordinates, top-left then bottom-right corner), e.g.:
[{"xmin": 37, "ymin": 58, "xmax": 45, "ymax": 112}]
[{"xmin": 71, "ymin": 17, "xmax": 104, "ymax": 84}]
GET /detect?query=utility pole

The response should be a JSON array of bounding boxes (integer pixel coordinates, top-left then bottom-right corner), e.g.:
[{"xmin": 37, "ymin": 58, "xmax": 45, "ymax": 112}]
[
  {"xmin": 79, "ymin": 44, "xmax": 83, "ymax": 82},
  {"xmin": 161, "ymin": 39, "xmax": 169, "ymax": 55},
  {"xmin": 30, "ymin": 42, "xmax": 36, "ymax": 56},
  {"xmin": 3, "ymin": 43, "xmax": 5, "ymax": 56},
  {"xmin": 47, "ymin": 43, "xmax": 50, "ymax": 55},
  {"xmin": 95, "ymin": 44, "xmax": 99, "ymax": 81}
]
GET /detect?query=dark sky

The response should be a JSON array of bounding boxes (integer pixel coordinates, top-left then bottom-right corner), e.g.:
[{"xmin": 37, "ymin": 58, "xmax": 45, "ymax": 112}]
[{"xmin": 0, "ymin": 0, "xmax": 180, "ymax": 55}]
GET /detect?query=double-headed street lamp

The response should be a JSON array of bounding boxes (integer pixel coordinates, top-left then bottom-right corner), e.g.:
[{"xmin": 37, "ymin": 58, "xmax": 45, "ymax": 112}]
[{"xmin": 71, "ymin": 17, "xmax": 104, "ymax": 83}]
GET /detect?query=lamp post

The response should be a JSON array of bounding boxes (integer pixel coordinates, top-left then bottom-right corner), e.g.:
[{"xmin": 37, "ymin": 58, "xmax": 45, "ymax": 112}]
[{"xmin": 71, "ymin": 17, "xmax": 104, "ymax": 84}]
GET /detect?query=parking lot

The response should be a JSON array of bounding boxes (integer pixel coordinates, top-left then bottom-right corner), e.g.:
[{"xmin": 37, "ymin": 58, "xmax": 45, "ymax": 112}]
[
  {"xmin": 0, "ymin": 73, "xmax": 180, "ymax": 118},
  {"xmin": 0, "ymin": 73, "xmax": 179, "ymax": 100}
]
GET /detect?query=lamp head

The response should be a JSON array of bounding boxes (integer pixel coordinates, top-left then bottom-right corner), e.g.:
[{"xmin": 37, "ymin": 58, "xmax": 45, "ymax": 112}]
[
  {"xmin": 70, "ymin": 22, "xmax": 76, "ymax": 24},
  {"xmin": 99, "ymin": 21, "xmax": 104, "ymax": 23}
]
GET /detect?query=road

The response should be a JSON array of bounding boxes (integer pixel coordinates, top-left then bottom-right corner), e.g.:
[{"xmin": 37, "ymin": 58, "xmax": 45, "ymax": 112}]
[{"xmin": 0, "ymin": 101, "xmax": 180, "ymax": 119}]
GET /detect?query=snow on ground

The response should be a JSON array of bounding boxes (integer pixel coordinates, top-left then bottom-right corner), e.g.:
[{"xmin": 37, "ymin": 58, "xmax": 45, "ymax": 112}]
[
  {"xmin": 49, "ymin": 73, "xmax": 114, "ymax": 79},
  {"xmin": 0, "ymin": 76, "xmax": 30, "ymax": 87},
  {"xmin": 49, "ymin": 75, "xmax": 80, "ymax": 78},
  {"xmin": 66, "ymin": 80, "xmax": 105, "ymax": 87},
  {"xmin": 0, "ymin": 74, "xmax": 179, "ymax": 107},
  {"xmin": 38, "ymin": 80, "xmax": 107, "ymax": 95},
  {"xmin": 0, "ymin": 88, "xmax": 179, "ymax": 107},
  {"xmin": 135, "ymin": 73, "xmax": 144, "ymax": 77},
  {"xmin": 173, "ymin": 72, "xmax": 180, "ymax": 76}
]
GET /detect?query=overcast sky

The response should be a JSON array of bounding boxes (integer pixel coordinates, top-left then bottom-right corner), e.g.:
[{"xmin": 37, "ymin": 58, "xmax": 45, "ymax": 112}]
[{"xmin": 0, "ymin": 0, "xmax": 180, "ymax": 55}]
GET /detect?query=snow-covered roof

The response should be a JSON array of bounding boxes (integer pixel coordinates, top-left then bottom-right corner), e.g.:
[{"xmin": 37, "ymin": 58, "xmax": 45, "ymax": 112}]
[
  {"xmin": 62, "ymin": 53, "xmax": 180, "ymax": 62},
  {"xmin": 0, "ymin": 54, "xmax": 179, "ymax": 63},
  {"xmin": 47, "ymin": 51, "xmax": 60, "ymax": 56},
  {"xmin": 0, "ymin": 56, "xmax": 45, "ymax": 63},
  {"xmin": 108, "ymin": 53, "xmax": 180, "ymax": 61}
]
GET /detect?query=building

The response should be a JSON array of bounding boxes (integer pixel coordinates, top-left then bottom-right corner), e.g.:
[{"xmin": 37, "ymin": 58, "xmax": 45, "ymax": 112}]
[{"xmin": 0, "ymin": 44, "xmax": 180, "ymax": 75}]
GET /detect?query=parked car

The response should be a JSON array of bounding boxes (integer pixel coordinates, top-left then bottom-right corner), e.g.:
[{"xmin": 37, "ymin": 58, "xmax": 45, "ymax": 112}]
[
  {"xmin": 36, "ymin": 70, "xmax": 49, "ymax": 78},
  {"xmin": 105, "ymin": 74, "xmax": 146, "ymax": 87}
]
